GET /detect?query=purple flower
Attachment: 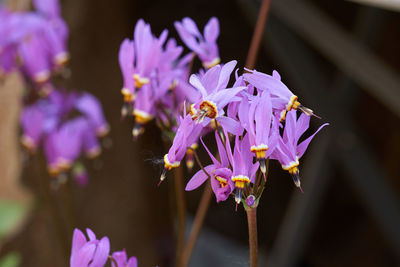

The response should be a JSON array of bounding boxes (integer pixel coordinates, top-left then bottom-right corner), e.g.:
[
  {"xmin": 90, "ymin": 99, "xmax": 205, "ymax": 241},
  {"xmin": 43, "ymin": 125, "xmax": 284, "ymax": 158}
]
[
  {"xmin": 75, "ymin": 92, "xmax": 109, "ymax": 137},
  {"xmin": 44, "ymin": 118, "xmax": 86, "ymax": 176},
  {"xmin": 33, "ymin": 0, "xmax": 61, "ymax": 18},
  {"xmin": 118, "ymin": 38, "xmax": 135, "ymax": 105},
  {"xmin": 70, "ymin": 228, "xmax": 110, "ymax": 267},
  {"xmin": 174, "ymin": 17, "xmax": 220, "ymax": 69},
  {"xmin": 243, "ymin": 69, "xmax": 317, "ymax": 121},
  {"xmin": 225, "ymin": 134, "xmax": 259, "ymax": 204},
  {"xmin": 20, "ymin": 104, "xmax": 46, "ymax": 152},
  {"xmin": 271, "ymin": 110, "xmax": 328, "ymax": 189},
  {"xmin": 18, "ymin": 33, "xmax": 51, "ymax": 83},
  {"xmin": 186, "ymin": 132, "xmax": 234, "ymax": 202},
  {"xmin": 111, "ymin": 250, "xmax": 138, "ymax": 267},
  {"xmin": 161, "ymin": 114, "xmax": 202, "ymax": 183},
  {"xmin": 189, "ymin": 60, "xmax": 245, "ymax": 134},
  {"xmin": 238, "ymin": 90, "xmax": 279, "ymax": 175}
]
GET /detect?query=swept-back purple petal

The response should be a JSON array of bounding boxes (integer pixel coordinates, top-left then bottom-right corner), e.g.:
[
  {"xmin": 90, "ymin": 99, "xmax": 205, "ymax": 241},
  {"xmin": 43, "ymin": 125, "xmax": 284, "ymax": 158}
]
[
  {"xmin": 216, "ymin": 60, "xmax": 236, "ymax": 91},
  {"xmin": 186, "ymin": 165, "xmax": 216, "ymax": 191},
  {"xmin": 297, "ymin": 123, "xmax": 329, "ymax": 158},
  {"xmin": 204, "ymin": 17, "xmax": 219, "ymax": 43}
]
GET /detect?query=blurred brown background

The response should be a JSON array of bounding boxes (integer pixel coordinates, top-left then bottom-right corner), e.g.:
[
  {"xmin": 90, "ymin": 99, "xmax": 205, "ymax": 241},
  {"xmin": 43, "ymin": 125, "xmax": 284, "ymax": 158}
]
[{"xmin": 1, "ymin": 0, "xmax": 400, "ymax": 266}]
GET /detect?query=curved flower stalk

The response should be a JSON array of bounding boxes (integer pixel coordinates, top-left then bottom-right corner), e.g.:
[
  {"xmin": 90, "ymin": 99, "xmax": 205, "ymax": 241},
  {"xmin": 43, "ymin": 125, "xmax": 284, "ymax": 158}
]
[
  {"xmin": 243, "ymin": 69, "xmax": 318, "ymax": 121},
  {"xmin": 174, "ymin": 17, "xmax": 220, "ymax": 69},
  {"xmin": 70, "ymin": 228, "xmax": 138, "ymax": 267},
  {"xmin": 271, "ymin": 110, "xmax": 329, "ymax": 190}
]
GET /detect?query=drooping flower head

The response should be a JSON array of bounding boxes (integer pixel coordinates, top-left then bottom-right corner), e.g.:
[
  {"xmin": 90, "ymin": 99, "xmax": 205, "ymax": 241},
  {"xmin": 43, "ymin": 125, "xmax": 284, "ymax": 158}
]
[
  {"xmin": 238, "ymin": 90, "xmax": 279, "ymax": 175},
  {"xmin": 160, "ymin": 113, "xmax": 203, "ymax": 184},
  {"xmin": 243, "ymin": 69, "xmax": 318, "ymax": 121},
  {"xmin": 186, "ymin": 131, "xmax": 234, "ymax": 203},
  {"xmin": 225, "ymin": 134, "xmax": 259, "ymax": 204},
  {"xmin": 174, "ymin": 17, "xmax": 220, "ymax": 69},
  {"xmin": 272, "ymin": 110, "xmax": 328, "ymax": 189},
  {"xmin": 21, "ymin": 90, "xmax": 108, "ymax": 183}
]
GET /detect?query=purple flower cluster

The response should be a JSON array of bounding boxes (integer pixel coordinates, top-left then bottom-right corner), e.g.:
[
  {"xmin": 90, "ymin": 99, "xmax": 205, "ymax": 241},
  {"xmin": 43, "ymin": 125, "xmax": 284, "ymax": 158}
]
[
  {"xmin": 70, "ymin": 228, "xmax": 137, "ymax": 267},
  {"xmin": 20, "ymin": 90, "xmax": 109, "ymax": 184},
  {"xmin": 0, "ymin": 0, "xmax": 68, "ymax": 87},
  {"xmin": 0, "ymin": 0, "xmax": 109, "ymax": 185},
  {"xmin": 118, "ymin": 18, "xmax": 220, "ymax": 140},
  {"xmin": 118, "ymin": 17, "xmax": 328, "ymax": 206},
  {"xmin": 182, "ymin": 65, "xmax": 328, "ymax": 205}
]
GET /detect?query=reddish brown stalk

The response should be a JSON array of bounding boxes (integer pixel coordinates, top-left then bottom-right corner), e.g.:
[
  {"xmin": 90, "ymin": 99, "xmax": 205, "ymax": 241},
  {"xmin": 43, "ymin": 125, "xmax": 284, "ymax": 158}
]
[
  {"xmin": 246, "ymin": 207, "xmax": 258, "ymax": 267},
  {"xmin": 245, "ymin": 0, "xmax": 272, "ymax": 69},
  {"xmin": 174, "ymin": 166, "xmax": 186, "ymax": 267},
  {"xmin": 181, "ymin": 181, "xmax": 212, "ymax": 267}
]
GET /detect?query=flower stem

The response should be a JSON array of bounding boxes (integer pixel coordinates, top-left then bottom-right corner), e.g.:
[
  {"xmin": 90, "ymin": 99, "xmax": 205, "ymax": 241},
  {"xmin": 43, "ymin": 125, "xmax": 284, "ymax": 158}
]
[
  {"xmin": 174, "ymin": 166, "xmax": 186, "ymax": 267},
  {"xmin": 246, "ymin": 206, "xmax": 258, "ymax": 267},
  {"xmin": 181, "ymin": 180, "xmax": 212, "ymax": 267},
  {"xmin": 245, "ymin": 0, "xmax": 271, "ymax": 69}
]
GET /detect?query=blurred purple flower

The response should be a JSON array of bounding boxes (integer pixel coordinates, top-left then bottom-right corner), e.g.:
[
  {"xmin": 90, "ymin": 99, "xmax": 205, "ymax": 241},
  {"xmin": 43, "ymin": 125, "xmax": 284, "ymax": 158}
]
[
  {"xmin": 75, "ymin": 92, "xmax": 110, "ymax": 137},
  {"xmin": 70, "ymin": 228, "xmax": 110, "ymax": 267},
  {"xmin": 174, "ymin": 17, "xmax": 220, "ymax": 68},
  {"xmin": 111, "ymin": 250, "xmax": 138, "ymax": 267}
]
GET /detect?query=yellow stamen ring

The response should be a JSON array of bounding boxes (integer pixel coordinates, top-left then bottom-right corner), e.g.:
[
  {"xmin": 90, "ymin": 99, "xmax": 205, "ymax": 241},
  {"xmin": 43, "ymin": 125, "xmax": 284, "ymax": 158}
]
[
  {"xmin": 121, "ymin": 88, "xmax": 134, "ymax": 102},
  {"xmin": 164, "ymin": 154, "xmax": 180, "ymax": 170},
  {"xmin": 56, "ymin": 158, "xmax": 72, "ymax": 172},
  {"xmin": 250, "ymin": 144, "xmax": 269, "ymax": 159},
  {"xmin": 186, "ymin": 143, "xmax": 198, "ymax": 153},
  {"xmin": 231, "ymin": 175, "xmax": 250, "ymax": 189},
  {"xmin": 203, "ymin": 57, "xmax": 221, "ymax": 69},
  {"xmin": 21, "ymin": 135, "xmax": 36, "ymax": 151},
  {"xmin": 199, "ymin": 100, "xmax": 218, "ymax": 119},
  {"xmin": 132, "ymin": 74, "xmax": 149, "ymax": 88},
  {"xmin": 282, "ymin": 157, "xmax": 299, "ymax": 174},
  {"xmin": 169, "ymin": 79, "xmax": 179, "ymax": 91},
  {"xmin": 34, "ymin": 70, "xmax": 50, "ymax": 83},
  {"xmin": 189, "ymin": 104, "xmax": 198, "ymax": 119},
  {"xmin": 54, "ymin": 52, "xmax": 70, "ymax": 66},
  {"xmin": 286, "ymin": 95, "xmax": 298, "ymax": 111},
  {"xmin": 280, "ymin": 109, "xmax": 287, "ymax": 122},
  {"xmin": 133, "ymin": 109, "xmax": 153, "ymax": 124},
  {"xmin": 215, "ymin": 176, "xmax": 228, "ymax": 188}
]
